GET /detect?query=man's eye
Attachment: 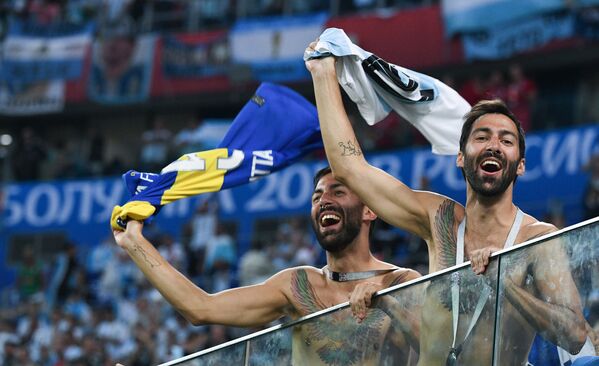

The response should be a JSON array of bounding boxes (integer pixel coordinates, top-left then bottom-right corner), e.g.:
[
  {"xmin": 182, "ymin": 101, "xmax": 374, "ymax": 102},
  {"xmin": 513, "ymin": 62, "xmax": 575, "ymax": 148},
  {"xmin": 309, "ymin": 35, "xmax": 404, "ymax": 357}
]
[
  {"xmin": 335, "ymin": 191, "xmax": 344, "ymax": 196},
  {"xmin": 502, "ymin": 140, "xmax": 514, "ymax": 145},
  {"xmin": 312, "ymin": 196, "xmax": 320, "ymax": 203}
]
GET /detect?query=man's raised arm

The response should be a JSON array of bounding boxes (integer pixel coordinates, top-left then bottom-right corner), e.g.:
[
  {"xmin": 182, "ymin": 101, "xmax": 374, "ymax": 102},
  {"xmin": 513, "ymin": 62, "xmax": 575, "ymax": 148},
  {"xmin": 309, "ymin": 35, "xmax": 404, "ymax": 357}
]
[
  {"xmin": 305, "ymin": 51, "xmax": 441, "ymax": 241},
  {"xmin": 113, "ymin": 220, "xmax": 290, "ymax": 328}
]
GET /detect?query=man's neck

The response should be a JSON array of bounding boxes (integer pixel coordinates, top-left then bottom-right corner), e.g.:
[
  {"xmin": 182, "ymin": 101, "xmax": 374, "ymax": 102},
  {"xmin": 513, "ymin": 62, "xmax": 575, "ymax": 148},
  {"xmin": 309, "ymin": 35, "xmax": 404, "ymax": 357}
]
[
  {"xmin": 464, "ymin": 187, "xmax": 518, "ymax": 247},
  {"xmin": 325, "ymin": 237, "xmax": 381, "ymax": 273}
]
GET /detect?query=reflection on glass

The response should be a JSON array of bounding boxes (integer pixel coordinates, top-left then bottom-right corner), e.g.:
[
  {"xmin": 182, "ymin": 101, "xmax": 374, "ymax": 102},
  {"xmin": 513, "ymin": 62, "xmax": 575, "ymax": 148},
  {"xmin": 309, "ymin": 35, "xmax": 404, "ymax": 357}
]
[
  {"xmin": 166, "ymin": 220, "xmax": 599, "ymax": 366},
  {"xmin": 290, "ymin": 287, "xmax": 422, "ymax": 366},
  {"xmin": 247, "ymin": 326, "xmax": 292, "ymax": 365},
  {"xmin": 420, "ymin": 262, "xmax": 498, "ymax": 365},
  {"xmin": 174, "ymin": 341, "xmax": 246, "ymax": 365},
  {"xmin": 495, "ymin": 222, "xmax": 598, "ymax": 365}
]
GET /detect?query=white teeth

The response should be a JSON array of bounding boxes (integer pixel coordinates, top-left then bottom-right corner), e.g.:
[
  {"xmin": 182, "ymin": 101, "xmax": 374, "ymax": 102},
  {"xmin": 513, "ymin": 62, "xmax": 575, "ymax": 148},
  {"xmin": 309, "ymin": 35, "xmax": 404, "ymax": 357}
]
[
  {"xmin": 482, "ymin": 160, "xmax": 500, "ymax": 167},
  {"xmin": 321, "ymin": 214, "xmax": 340, "ymax": 224}
]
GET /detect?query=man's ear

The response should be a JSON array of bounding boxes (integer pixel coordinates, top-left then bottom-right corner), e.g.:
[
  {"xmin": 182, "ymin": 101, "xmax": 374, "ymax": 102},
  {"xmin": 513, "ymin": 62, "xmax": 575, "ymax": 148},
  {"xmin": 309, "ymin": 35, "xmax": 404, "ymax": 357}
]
[
  {"xmin": 363, "ymin": 206, "xmax": 377, "ymax": 222},
  {"xmin": 456, "ymin": 151, "xmax": 464, "ymax": 168},
  {"xmin": 517, "ymin": 158, "xmax": 525, "ymax": 176}
]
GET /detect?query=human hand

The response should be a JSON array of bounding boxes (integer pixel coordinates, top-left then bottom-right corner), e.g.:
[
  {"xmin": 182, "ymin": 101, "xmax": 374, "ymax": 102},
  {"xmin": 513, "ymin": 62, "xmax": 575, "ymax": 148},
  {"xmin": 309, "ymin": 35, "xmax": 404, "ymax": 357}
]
[
  {"xmin": 112, "ymin": 220, "xmax": 143, "ymax": 251},
  {"xmin": 469, "ymin": 247, "xmax": 502, "ymax": 275},
  {"xmin": 349, "ymin": 282, "xmax": 384, "ymax": 323},
  {"xmin": 304, "ymin": 40, "xmax": 336, "ymax": 76}
]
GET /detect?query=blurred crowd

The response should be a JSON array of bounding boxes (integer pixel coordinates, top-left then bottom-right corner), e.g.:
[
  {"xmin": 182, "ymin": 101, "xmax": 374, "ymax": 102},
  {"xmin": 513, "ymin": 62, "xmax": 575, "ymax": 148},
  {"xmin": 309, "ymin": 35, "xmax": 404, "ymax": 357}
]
[
  {"xmin": 0, "ymin": 0, "xmax": 437, "ymax": 38},
  {"xmin": 3, "ymin": 62, "xmax": 543, "ymax": 183},
  {"xmin": 0, "ymin": 186, "xmax": 440, "ymax": 365},
  {"xmin": 0, "ymin": 1, "xmax": 598, "ymax": 364}
]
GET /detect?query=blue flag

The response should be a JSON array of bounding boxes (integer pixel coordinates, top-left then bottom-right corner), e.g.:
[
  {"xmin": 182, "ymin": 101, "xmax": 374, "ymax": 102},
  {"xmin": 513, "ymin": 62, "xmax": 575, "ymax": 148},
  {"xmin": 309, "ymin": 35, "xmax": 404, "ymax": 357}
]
[{"xmin": 111, "ymin": 82, "xmax": 322, "ymax": 229}]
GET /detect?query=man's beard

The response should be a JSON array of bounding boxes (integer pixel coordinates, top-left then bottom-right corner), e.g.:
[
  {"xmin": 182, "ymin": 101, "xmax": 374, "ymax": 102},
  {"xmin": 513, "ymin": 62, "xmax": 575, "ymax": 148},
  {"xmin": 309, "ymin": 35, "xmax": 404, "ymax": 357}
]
[
  {"xmin": 311, "ymin": 203, "xmax": 363, "ymax": 253},
  {"xmin": 463, "ymin": 151, "xmax": 519, "ymax": 197}
]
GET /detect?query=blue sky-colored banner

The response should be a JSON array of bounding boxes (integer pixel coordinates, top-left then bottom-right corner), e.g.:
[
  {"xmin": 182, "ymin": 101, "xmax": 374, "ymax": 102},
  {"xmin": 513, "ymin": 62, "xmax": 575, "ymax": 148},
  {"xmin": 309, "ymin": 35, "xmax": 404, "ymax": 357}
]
[
  {"xmin": 462, "ymin": 13, "xmax": 575, "ymax": 60},
  {"xmin": 88, "ymin": 35, "xmax": 155, "ymax": 104},
  {"xmin": 441, "ymin": 0, "xmax": 565, "ymax": 36},
  {"xmin": 230, "ymin": 12, "xmax": 328, "ymax": 82},
  {"xmin": 161, "ymin": 35, "xmax": 228, "ymax": 78},
  {"xmin": 0, "ymin": 19, "xmax": 94, "ymax": 83}
]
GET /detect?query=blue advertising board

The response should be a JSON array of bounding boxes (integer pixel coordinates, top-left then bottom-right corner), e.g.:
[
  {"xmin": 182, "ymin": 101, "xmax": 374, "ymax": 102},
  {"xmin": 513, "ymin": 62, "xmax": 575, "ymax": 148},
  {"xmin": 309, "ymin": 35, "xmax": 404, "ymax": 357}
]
[{"xmin": 2, "ymin": 124, "xmax": 598, "ymax": 287}]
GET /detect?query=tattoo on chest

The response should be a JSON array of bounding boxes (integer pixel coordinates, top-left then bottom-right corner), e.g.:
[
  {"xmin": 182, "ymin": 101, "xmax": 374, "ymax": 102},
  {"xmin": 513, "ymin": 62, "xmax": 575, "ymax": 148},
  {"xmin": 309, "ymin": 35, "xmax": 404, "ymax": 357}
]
[
  {"xmin": 290, "ymin": 269, "xmax": 386, "ymax": 365},
  {"xmin": 434, "ymin": 200, "xmax": 457, "ymax": 269},
  {"xmin": 338, "ymin": 139, "xmax": 362, "ymax": 156}
]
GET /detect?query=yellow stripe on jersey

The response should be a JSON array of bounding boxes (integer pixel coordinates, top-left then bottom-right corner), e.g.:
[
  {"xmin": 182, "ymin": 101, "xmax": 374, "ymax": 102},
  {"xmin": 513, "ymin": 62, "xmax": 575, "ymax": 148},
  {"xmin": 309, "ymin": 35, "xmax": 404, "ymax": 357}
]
[{"xmin": 160, "ymin": 148, "xmax": 230, "ymax": 205}]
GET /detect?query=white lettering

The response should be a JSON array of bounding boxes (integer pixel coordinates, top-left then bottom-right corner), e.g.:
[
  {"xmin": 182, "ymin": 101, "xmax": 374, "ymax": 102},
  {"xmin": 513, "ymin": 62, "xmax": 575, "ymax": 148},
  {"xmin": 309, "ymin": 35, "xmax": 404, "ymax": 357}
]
[
  {"xmin": 520, "ymin": 135, "xmax": 544, "ymax": 182},
  {"xmin": 25, "ymin": 184, "xmax": 60, "ymax": 227},
  {"xmin": 277, "ymin": 166, "xmax": 311, "ymax": 209},
  {"xmin": 161, "ymin": 153, "xmax": 206, "ymax": 174},
  {"xmin": 543, "ymin": 132, "xmax": 580, "ymax": 176},
  {"xmin": 4, "ymin": 185, "xmax": 23, "ymax": 227},
  {"xmin": 57, "ymin": 182, "xmax": 93, "ymax": 224},
  {"xmin": 411, "ymin": 152, "xmax": 448, "ymax": 189},
  {"xmin": 217, "ymin": 149, "xmax": 244, "ymax": 171},
  {"xmin": 246, "ymin": 174, "xmax": 278, "ymax": 211},
  {"xmin": 250, "ymin": 150, "xmax": 274, "ymax": 181}
]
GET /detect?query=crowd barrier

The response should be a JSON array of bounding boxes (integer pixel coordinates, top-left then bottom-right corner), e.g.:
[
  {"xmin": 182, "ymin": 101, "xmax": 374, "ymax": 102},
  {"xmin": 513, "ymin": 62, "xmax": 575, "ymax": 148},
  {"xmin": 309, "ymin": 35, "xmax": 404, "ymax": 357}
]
[{"xmin": 161, "ymin": 216, "xmax": 599, "ymax": 365}]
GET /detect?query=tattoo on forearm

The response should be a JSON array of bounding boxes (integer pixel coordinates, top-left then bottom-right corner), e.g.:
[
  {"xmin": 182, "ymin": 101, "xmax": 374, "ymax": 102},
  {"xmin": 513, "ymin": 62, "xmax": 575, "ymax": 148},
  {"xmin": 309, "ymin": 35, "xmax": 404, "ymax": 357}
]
[
  {"xmin": 338, "ymin": 140, "xmax": 362, "ymax": 156},
  {"xmin": 133, "ymin": 244, "xmax": 161, "ymax": 268}
]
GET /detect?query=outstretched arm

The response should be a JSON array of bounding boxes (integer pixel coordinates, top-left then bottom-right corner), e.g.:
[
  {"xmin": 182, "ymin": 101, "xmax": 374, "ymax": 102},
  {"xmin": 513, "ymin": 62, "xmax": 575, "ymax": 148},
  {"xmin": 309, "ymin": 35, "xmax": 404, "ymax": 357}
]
[
  {"xmin": 503, "ymin": 238, "xmax": 587, "ymax": 354},
  {"xmin": 305, "ymin": 51, "xmax": 440, "ymax": 241},
  {"xmin": 113, "ymin": 221, "xmax": 290, "ymax": 328}
]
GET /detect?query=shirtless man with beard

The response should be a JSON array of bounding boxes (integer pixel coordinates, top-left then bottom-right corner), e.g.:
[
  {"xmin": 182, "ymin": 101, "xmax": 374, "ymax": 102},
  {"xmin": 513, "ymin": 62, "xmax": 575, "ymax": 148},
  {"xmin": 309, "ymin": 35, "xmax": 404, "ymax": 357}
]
[
  {"xmin": 305, "ymin": 51, "xmax": 588, "ymax": 365},
  {"xmin": 112, "ymin": 167, "xmax": 420, "ymax": 365}
]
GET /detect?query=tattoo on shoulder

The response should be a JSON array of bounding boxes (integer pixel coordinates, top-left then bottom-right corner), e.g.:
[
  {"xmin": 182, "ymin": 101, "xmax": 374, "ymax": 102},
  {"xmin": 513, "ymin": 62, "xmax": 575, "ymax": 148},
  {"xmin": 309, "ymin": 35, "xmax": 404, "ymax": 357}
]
[
  {"xmin": 434, "ymin": 200, "xmax": 457, "ymax": 269},
  {"xmin": 291, "ymin": 269, "xmax": 327, "ymax": 313},
  {"xmin": 338, "ymin": 139, "xmax": 362, "ymax": 157},
  {"xmin": 388, "ymin": 271, "xmax": 410, "ymax": 287},
  {"xmin": 133, "ymin": 244, "xmax": 161, "ymax": 268}
]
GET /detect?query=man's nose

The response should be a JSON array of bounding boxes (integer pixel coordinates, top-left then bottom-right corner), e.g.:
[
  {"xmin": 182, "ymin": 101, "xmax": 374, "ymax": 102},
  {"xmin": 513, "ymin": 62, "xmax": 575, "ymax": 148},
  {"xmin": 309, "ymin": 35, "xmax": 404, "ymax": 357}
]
[
  {"xmin": 317, "ymin": 192, "xmax": 334, "ymax": 207},
  {"xmin": 485, "ymin": 135, "xmax": 501, "ymax": 153}
]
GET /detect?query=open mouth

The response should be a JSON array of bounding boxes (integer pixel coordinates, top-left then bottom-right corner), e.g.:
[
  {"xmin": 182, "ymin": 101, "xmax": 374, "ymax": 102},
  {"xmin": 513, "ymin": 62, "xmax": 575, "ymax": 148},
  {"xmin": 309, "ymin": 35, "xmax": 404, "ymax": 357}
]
[
  {"xmin": 320, "ymin": 213, "xmax": 341, "ymax": 228},
  {"xmin": 480, "ymin": 159, "xmax": 502, "ymax": 173}
]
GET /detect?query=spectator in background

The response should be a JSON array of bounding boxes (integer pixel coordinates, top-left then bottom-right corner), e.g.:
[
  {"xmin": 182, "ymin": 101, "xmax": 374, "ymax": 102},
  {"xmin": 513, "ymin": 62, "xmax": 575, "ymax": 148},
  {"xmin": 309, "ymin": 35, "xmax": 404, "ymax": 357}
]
[
  {"xmin": 55, "ymin": 243, "xmax": 80, "ymax": 304},
  {"xmin": 16, "ymin": 245, "xmax": 44, "ymax": 302},
  {"xmin": 484, "ymin": 70, "xmax": 507, "ymax": 101},
  {"xmin": 189, "ymin": 0, "xmax": 231, "ymax": 29},
  {"xmin": 187, "ymin": 198, "xmax": 218, "ymax": 277},
  {"xmin": 140, "ymin": 117, "xmax": 172, "ymax": 172},
  {"xmin": 238, "ymin": 240, "xmax": 276, "ymax": 286},
  {"xmin": 459, "ymin": 75, "xmax": 485, "ymax": 106},
  {"xmin": 203, "ymin": 223, "xmax": 236, "ymax": 277},
  {"xmin": 173, "ymin": 118, "xmax": 206, "ymax": 156},
  {"xmin": 583, "ymin": 154, "xmax": 599, "ymax": 220},
  {"xmin": 506, "ymin": 64, "xmax": 537, "ymax": 132},
  {"xmin": 158, "ymin": 234, "xmax": 186, "ymax": 273},
  {"xmin": 87, "ymin": 127, "xmax": 106, "ymax": 176},
  {"xmin": 543, "ymin": 202, "xmax": 568, "ymax": 229},
  {"xmin": 11, "ymin": 127, "xmax": 47, "ymax": 181}
]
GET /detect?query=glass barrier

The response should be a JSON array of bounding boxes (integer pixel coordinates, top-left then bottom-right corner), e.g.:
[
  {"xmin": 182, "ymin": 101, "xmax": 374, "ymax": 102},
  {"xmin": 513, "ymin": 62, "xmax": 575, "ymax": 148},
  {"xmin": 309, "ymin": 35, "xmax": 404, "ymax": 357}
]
[
  {"xmin": 494, "ymin": 219, "xmax": 599, "ymax": 365},
  {"xmin": 162, "ymin": 218, "xmax": 599, "ymax": 366}
]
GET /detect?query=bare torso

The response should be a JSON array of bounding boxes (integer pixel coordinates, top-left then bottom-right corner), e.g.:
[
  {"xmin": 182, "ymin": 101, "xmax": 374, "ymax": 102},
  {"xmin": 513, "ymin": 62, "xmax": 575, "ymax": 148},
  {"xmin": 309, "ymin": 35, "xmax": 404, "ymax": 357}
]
[
  {"xmin": 284, "ymin": 267, "xmax": 416, "ymax": 365},
  {"xmin": 419, "ymin": 199, "xmax": 556, "ymax": 365}
]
